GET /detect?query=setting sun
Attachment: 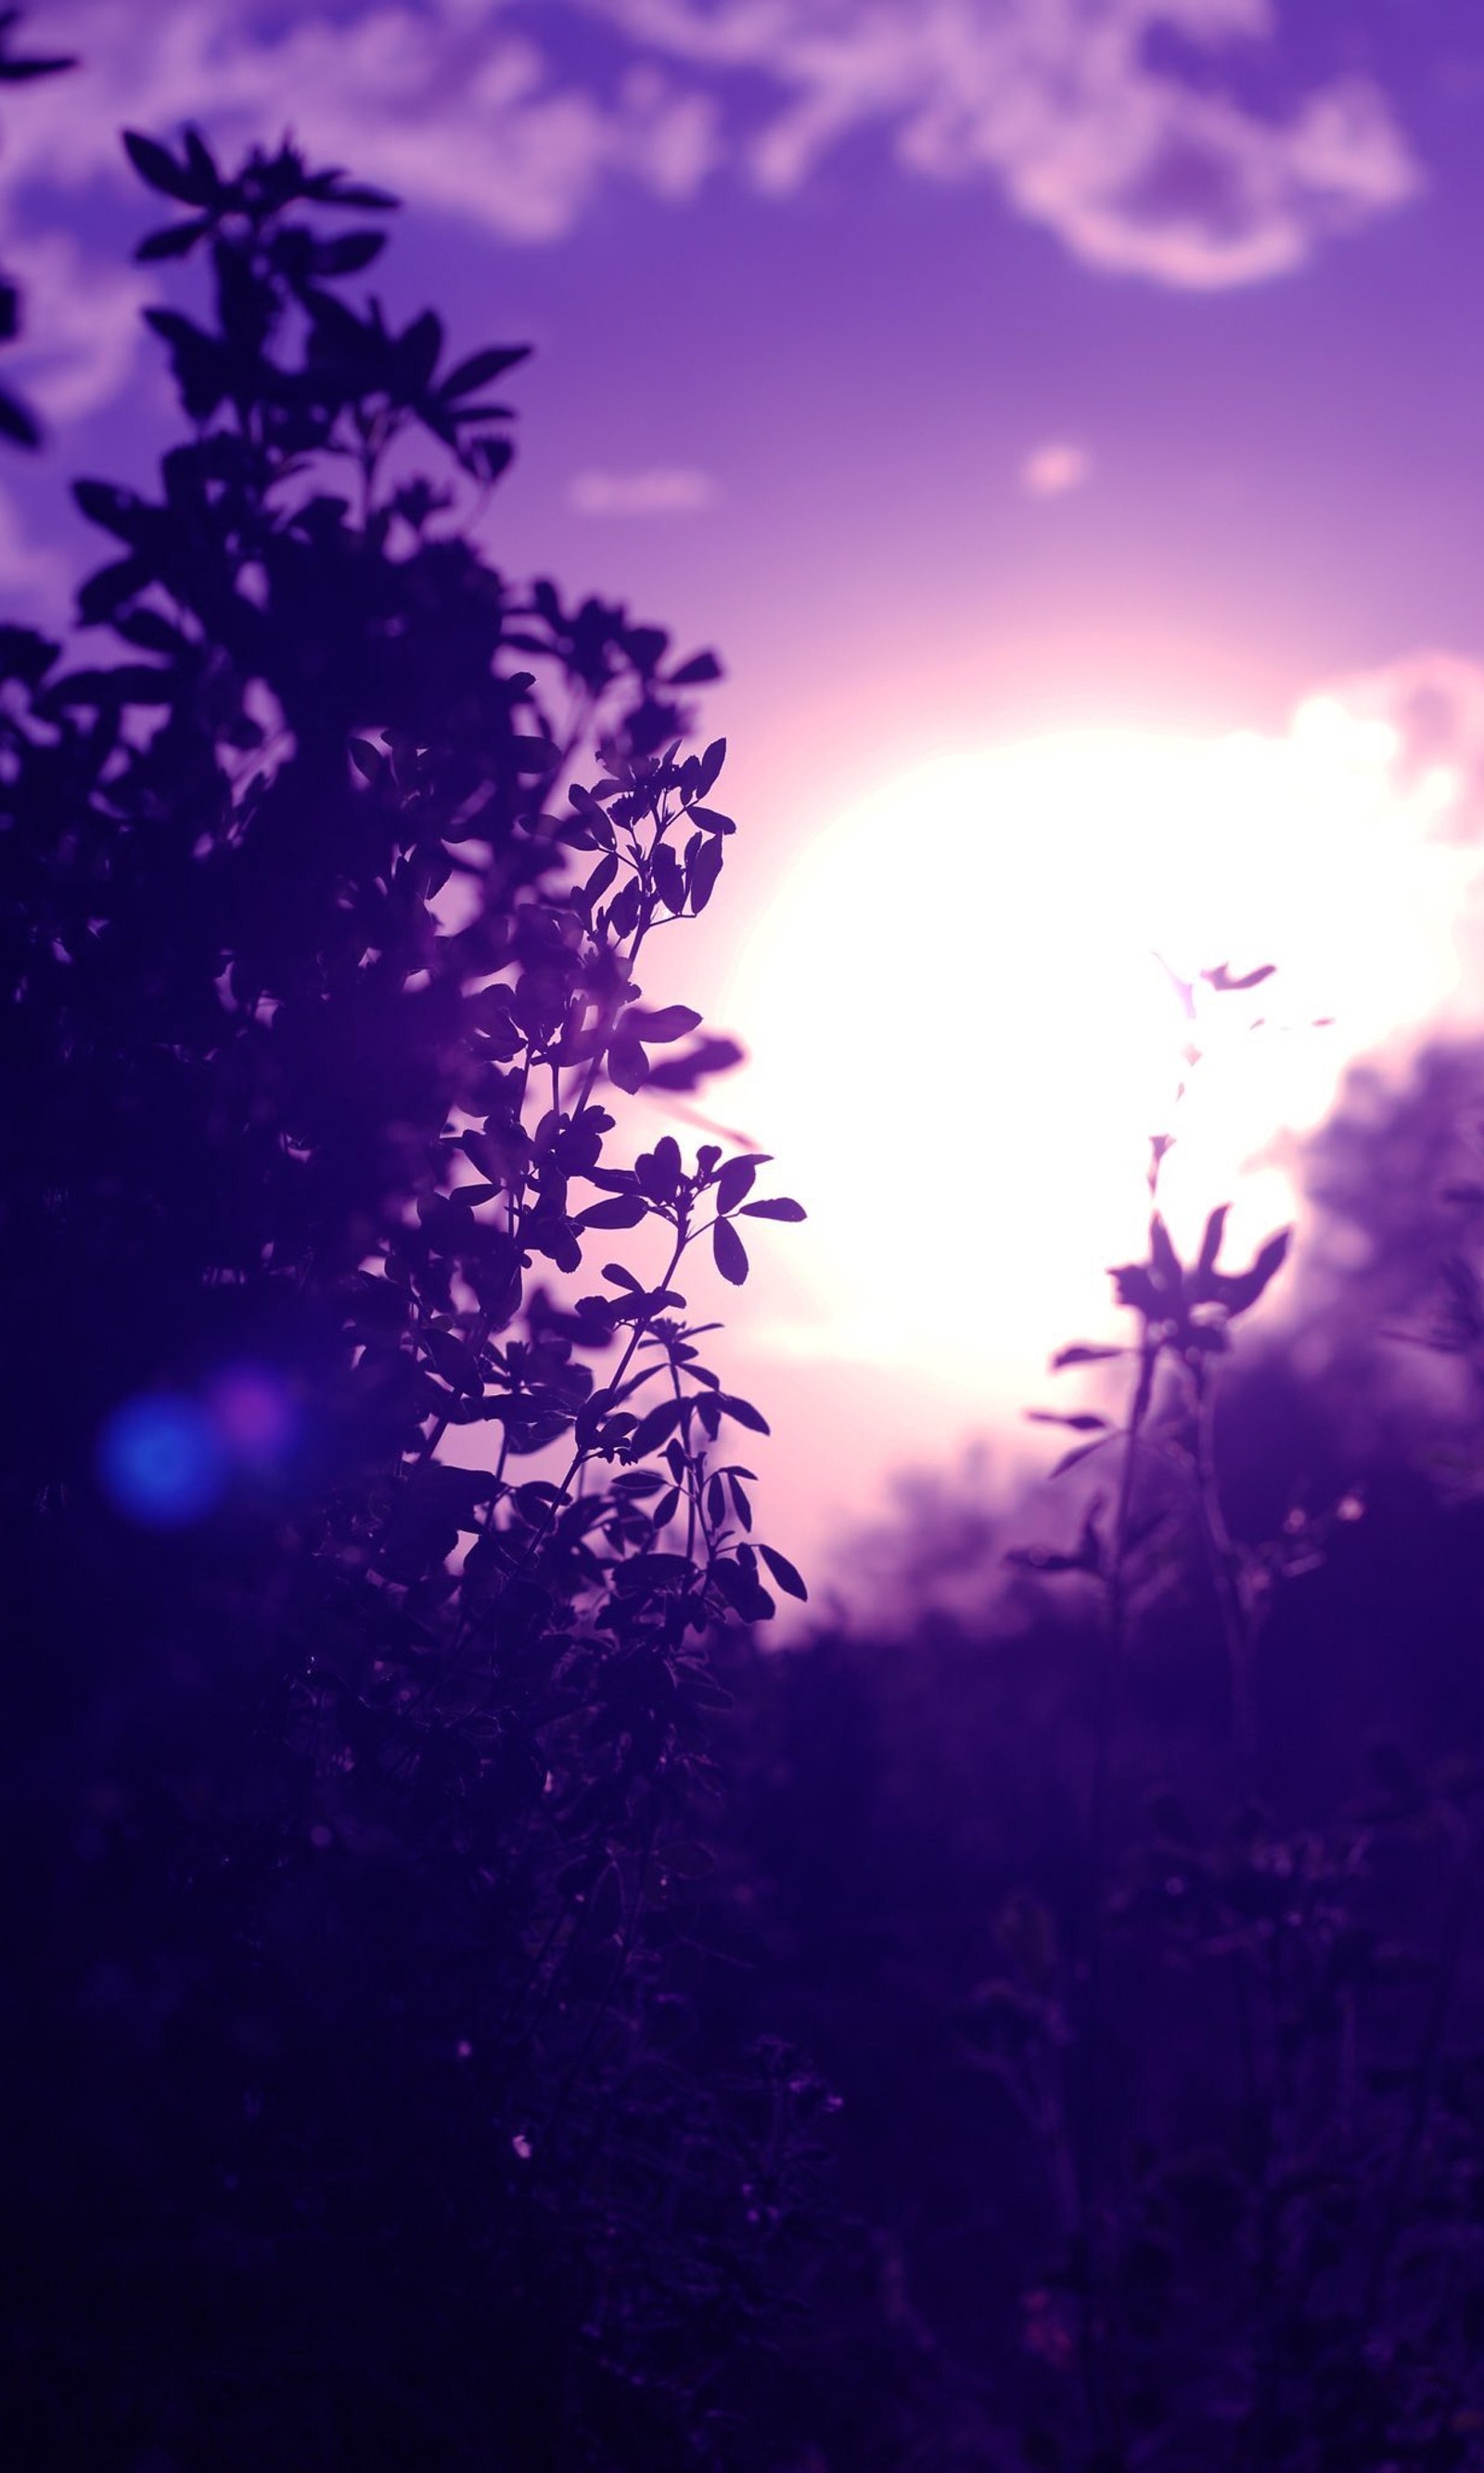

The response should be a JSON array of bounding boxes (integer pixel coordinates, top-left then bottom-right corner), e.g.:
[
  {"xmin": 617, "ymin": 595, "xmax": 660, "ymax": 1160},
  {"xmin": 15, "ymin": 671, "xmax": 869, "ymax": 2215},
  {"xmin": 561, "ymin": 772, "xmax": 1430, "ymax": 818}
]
[{"xmin": 726, "ymin": 717, "xmax": 1480, "ymax": 1413}]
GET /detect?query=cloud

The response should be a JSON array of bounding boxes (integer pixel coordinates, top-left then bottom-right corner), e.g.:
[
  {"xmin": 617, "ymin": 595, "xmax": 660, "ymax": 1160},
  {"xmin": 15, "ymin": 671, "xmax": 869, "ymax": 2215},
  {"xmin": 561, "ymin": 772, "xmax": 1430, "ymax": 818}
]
[
  {"xmin": 1, "ymin": 229, "xmax": 150, "ymax": 423},
  {"xmin": 596, "ymin": 0, "xmax": 1422, "ymax": 286},
  {"xmin": 0, "ymin": 478, "xmax": 70, "ymax": 621},
  {"xmin": 4, "ymin": 1, "xmax": 1420, "ymax": 306},
  {"xmin": 568, "ymin": 464, "xmax": 720, "ymax": 515},
  {"xmin": 1295, "ymin": 653, "xmax": 1484, "ymax": 850},
  {"xmin": 1019, "ymin": 439, "xmax": 1092, "ymax": 497},
  {"xmin": 3, "ymin": 2, "xmax": 720, "ymax": 250}
]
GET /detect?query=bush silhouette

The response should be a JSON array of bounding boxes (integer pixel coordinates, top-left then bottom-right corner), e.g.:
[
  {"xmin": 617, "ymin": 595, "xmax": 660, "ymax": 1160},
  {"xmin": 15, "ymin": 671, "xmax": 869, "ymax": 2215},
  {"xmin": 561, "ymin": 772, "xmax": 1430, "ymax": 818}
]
[{"xmin": 1, "ymin": 108, "xmax": 823, "ymax": 2472}]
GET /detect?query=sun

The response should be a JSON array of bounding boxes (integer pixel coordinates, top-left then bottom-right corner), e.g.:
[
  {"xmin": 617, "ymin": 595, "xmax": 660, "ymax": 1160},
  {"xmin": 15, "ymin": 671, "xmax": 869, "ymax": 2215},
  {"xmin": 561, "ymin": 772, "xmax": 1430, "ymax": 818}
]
[{"xmin": 721, "ymin": 720, "xmax": 1476, "ymax": 1417}]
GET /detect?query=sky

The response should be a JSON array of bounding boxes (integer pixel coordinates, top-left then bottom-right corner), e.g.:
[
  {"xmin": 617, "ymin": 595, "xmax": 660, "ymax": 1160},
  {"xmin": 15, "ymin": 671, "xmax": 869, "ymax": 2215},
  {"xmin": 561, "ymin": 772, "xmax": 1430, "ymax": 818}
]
[{"xmin": 7, "ymin": 0, "xmax": 1484, "ymax": 1598}]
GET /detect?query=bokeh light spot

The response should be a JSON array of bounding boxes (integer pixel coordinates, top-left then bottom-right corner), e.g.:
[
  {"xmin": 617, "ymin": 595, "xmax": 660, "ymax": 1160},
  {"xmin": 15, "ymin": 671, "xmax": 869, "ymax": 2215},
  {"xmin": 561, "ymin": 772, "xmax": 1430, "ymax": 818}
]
[{"xmin": 96, "ymin": 1394, "xmax": 226, "ymax": 1528}]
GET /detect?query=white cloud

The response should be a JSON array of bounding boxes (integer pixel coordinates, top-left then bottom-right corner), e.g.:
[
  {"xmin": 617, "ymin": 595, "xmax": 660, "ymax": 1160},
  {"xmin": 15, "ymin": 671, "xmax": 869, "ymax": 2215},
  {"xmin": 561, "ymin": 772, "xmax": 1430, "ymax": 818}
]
[
  {"xmin": 3, "ymin": 1, "xmax": 1419, "ymax": 303},
  {"xmin": 1020, "ymin": 438, "xmax": 1092, "ymax": 496},
  {"xmin": 1298, "ymin": 653, "xmax": 1484, "ymax": 852},
  {"xmin": 596, "ymin": 0, "xmax": 1422, "ymax": 285},
  {"xmin": 568, "ymin": 464, "xmax": 720, "ymax": 514}
]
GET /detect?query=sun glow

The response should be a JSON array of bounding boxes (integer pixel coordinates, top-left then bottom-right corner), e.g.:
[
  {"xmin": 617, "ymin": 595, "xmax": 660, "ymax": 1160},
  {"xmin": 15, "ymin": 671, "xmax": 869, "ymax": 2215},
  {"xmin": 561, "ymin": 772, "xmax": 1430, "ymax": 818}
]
[{"xmin": 725, "ymin": 720, "xmax": 1480, "ymax": 1411}]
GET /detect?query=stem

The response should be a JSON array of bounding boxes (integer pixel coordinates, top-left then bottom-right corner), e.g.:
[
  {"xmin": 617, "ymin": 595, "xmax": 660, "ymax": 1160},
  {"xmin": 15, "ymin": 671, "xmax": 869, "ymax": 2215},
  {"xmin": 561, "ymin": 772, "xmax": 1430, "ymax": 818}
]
[
  {"xmin": 1189, "ymin": 1355, "xmax": 1258, "ymax": 1773},
  {"xmin": 1073, "ymin": 1326, "xmax": 1158, "ymax": 2465}
]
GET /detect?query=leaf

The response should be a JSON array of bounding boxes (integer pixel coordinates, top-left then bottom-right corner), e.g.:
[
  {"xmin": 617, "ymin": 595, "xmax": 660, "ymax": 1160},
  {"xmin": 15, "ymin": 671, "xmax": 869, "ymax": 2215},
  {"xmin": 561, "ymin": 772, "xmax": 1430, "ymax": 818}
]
[
  {"xmin": 348, "ymin": 736, "xmax": 386, "ymax": 782},
  {"xmin": 313, "ymin": 230, "xmax": 386, "ymax": 276},
  {"xmin": 759, "ymin": 1544, "xmax": 807, "ymax": 1600},
  {"xmin": 142, "ymin": 308, "xmax": 225, "ymax": 419},
  {"xmin": 689, "ymin": 805, "xmax": 735, "ymax": 836},
  {"xmin": 578, "ymin": 1195, "xmax": 648, "ymax": 1230},
  {"xmin": 135, "ymin": 217, "xmax": 213, "ymax": 263},
  {"xmin": 1049, "ymin": 1344, "xmax": 1126, "ymax": 1370},
  {"xmin": 575, "ymin": 852, "xmax": 616, "ymax": 914},
  {"xmin": 1109, "ymin": 1262, "xmax": 1160, "ymax": 1318},
  {"xmin": 42, "ymin": 663, "xmax": 173, "ymax": 708},
  {"xmin": 629, "ymin": 1003, "xmax": 702, "ymax": 1044},
  {"xmin": 624, "ymin": 623, "xmax": 668, "ymax": 674},
  {"xmin": 651, "ymin": 841, "xmax": 686, "ymax": 913},
  {"xmin": 646, "ymin": 1035, "xmax": 745, "ymax": 1092},
  {"xmin": 438, "ymin": 343, "xmax": 531, "ymax": 399},
  {"xmin": 606, "ymin": 1027, "xmax": 649, "ymax": 1094},
  {"xmin": 122, "ymin": 131, "xmax": 207, "ymax": 204},
  {"xmin": 625, "ymin": 1395, "xmax": 689, "ymax": 1456},
  {"xmin": 181, "ymin": 127, "xmax": 219, "ymax": 196},
  {"xmin": 395, "ymin": 306, "xmax": 443, "ymax": 396},
  {"xmin": 687, "ymin": 836, "xmax": 724, "ymax": 913},
  {"xmin": 72, "ymin": 479, "xmax": 147, "ymax": 542},
  {"xmin": 1196, "ymin": 1204, "xmax": 1230, "ymax": 1282},
  {"xmin": 1215, "ymin": 1226, "xmax": 1291, "ymax": 1319},
  {"xmin": 712, "ymin": 1218, "xmax": 748, "ymax": 1286},
  {"xmin": 509, "ymin": 734, "xmax": 559, "ymax": 774},
  {"xmin": 1149, "ymin": 1213, "xmax": 1183, "ymax": 1290},
  {"xmin": 1025, "ymin": 1411, "xmax": 1110, "ymax": 1433},
  {"xmin": 713, "ymin": 1391, "xmax": 769, "ymax": 1435},
  {"xmin": 605, "ymin": 878, "xmax": 642, "ymax": 941},
  {"xmin": 0, "ymin": 27, "xmax": 76, "ymax": 79},
  {"xmin": 669, "ymin": 650, "xmax": 723, "ymax": 686},
  {"xmin": 635, "ymin": 1134, "xmax": 682, "ymax": 1202},
  {"xmin": 0, "ymin": 385, "xmax": 38, "ymax": 446},
  {"xmin": 696, "ymin": 736, "xmax": 725, "ymax": 797},
  {"xmin": 739, "ymin": 1197, "xmax": 805, "ymax": 1221},
  {"xmin": 714, "ymin": 1157, "xmax": 761, "ymax": 1214}
]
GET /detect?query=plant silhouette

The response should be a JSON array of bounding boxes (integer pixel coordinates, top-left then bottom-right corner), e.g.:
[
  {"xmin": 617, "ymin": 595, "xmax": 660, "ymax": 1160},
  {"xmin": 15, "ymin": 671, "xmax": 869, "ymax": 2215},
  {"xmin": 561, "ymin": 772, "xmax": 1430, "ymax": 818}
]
[
  {"xmin": 0, "ymin": 8, "xmax": 75, "ymax": 444},
  {"xmin": 699, "ymin": 1044, "xmax": 1484, "ymax": 2471},
  {"xmin": 1, "ymin": 103, "xmax": 824, "ymax": 2473}
]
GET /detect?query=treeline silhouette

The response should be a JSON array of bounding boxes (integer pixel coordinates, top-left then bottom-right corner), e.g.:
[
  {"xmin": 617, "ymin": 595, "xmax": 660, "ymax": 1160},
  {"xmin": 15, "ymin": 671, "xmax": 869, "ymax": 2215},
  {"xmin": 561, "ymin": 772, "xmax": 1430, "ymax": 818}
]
[{"xmin": 7, "ymin": 30, "xmax": 1484, "ymax": 2472}]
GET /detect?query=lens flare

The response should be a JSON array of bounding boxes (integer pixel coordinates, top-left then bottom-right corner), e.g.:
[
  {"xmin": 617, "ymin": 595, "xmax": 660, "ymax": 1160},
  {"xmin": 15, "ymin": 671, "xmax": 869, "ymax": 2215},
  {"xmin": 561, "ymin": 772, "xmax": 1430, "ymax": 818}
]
[{"xmin": 96, "ymin": 1394, "xmax": 227, "ymax": 1528}]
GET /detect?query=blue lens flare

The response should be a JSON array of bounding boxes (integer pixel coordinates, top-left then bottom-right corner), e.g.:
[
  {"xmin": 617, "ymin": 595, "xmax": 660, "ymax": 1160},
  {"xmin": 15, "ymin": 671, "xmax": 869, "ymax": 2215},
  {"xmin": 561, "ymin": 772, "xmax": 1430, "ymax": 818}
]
[{"xmin": 96, "ymin": 1394, "xmax": 227, "ymax": 1528}]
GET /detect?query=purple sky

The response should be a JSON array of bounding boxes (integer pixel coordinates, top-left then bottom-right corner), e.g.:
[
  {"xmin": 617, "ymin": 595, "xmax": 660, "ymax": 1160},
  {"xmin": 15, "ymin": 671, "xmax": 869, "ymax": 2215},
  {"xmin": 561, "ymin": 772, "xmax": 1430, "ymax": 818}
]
[{"xmin": 9, "ymin": 1, "xmax": 1484, "ymax": 1594}]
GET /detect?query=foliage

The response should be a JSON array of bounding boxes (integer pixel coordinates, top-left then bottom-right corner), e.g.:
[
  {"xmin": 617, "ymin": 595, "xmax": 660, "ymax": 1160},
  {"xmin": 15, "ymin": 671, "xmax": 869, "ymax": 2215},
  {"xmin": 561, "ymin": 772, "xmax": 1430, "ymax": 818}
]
[
  {"xmin": 0, "ymin": 7, "xmax": 76, "ymax": 444},
  {"xmin": 0, "ymin": 110, "xmax": 824, "ymax": 2470},
  {"xmin": 702, "ymin": 1048, "xmax": 1484, "ymax": 2470}
]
